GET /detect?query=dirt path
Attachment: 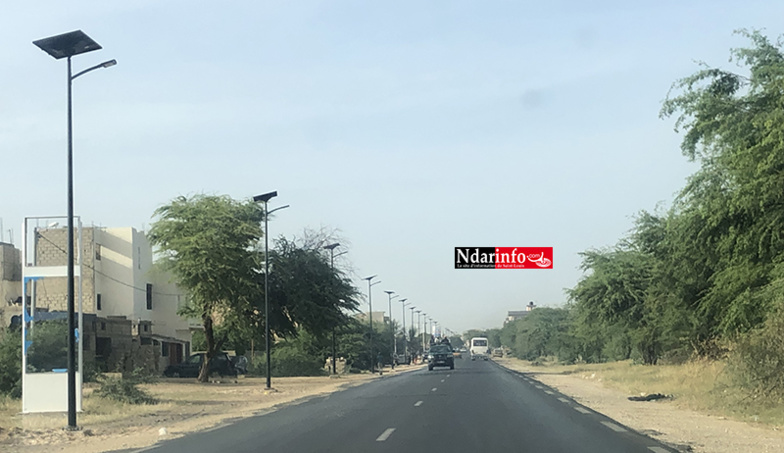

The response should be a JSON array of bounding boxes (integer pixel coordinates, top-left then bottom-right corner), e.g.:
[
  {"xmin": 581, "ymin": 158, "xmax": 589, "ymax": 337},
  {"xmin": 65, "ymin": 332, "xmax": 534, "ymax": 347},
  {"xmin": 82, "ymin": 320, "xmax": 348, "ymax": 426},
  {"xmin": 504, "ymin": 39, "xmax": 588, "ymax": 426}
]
[
  {"xmin": 493, "ymin": 358, "xmax": 784, "ymax": 453},
  {"xmin": 0, "ymin": 365, "xmax": 421, "ymax": 453}
]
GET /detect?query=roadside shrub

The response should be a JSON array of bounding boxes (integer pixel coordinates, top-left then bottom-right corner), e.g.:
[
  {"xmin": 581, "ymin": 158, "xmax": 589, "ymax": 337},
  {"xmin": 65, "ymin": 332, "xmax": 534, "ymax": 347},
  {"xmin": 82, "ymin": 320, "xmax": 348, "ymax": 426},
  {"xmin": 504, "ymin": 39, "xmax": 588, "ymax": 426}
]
[
  {"xmin": 0, "ymin": 327, "xmax": 22, "ymax": 398},
  {"xmin": 271, "ymin": 344, "xmax": 325, "ymax": 377},
  {"xmin": 728, "ymin": 304, "xmax": 784, "ymax": 403},
  {"xmin": 96, "ymin": 367, "xmax": 158, "ymax": 405},
  {"xmin": 82, "ymin": 360, "xmax": 102, "ymax": 383}
]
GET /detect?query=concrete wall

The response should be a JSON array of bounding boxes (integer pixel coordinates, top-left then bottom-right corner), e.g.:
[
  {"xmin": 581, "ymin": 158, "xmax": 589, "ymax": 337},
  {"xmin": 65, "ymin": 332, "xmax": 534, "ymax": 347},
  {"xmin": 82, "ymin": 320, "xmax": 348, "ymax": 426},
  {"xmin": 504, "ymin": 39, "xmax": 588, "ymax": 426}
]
[{"xmin": 31, "ymin": 227, "xmax": 96, "ymax": 313}]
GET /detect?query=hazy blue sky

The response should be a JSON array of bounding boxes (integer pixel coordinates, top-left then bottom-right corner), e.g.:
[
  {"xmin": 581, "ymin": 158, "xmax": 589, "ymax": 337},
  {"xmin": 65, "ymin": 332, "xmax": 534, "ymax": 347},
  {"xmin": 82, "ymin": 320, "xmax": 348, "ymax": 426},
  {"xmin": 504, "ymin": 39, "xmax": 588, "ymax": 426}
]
[{"xmin": 2, "ymin": 1, "xmax": 783, "ymax": 333}]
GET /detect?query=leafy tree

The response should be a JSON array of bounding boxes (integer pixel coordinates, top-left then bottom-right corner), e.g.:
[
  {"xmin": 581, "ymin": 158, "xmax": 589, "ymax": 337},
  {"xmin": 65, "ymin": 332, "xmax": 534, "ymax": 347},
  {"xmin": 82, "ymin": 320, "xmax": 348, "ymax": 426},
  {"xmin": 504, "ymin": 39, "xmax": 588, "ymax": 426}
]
[
  {"xmin": 661, "ymin": 29, "xmax": 784, "ymax": 337},
  {"xmin": 149, "ymin": 194, "xmax": 263, "ymax": 382}
]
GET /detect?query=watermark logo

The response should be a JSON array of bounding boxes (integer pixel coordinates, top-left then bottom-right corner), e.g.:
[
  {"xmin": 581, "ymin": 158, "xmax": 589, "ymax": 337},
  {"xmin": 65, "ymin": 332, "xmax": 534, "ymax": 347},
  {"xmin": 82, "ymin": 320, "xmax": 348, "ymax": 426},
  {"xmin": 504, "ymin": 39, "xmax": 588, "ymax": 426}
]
[{"xmin": 454, "ymin": 247, "xmax": 553, "ymax": 269}]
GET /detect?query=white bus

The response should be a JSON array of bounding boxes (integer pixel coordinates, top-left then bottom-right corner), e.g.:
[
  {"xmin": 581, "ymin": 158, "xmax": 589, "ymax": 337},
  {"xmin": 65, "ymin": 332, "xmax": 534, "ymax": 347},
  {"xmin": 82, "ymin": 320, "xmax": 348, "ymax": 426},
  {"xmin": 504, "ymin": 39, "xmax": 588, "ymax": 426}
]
[{"xmin": 470, "ymin": 337, "xmax": 490, "ymax": 361}]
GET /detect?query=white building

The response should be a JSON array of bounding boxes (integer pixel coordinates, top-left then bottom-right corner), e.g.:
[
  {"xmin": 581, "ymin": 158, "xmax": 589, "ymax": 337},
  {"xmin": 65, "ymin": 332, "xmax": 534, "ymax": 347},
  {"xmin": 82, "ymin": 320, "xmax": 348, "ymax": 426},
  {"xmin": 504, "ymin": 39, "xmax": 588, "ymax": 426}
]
[{"xmin": 27, "ymin": 225, "xmax": 194, "ymax": 371}]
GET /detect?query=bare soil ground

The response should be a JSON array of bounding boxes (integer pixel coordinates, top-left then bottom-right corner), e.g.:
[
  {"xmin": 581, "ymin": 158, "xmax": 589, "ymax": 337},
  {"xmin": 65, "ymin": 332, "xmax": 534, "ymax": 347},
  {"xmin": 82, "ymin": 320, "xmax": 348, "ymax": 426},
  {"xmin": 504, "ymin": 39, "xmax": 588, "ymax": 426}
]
[
  {"xmin": 0, "ymin": 365, "xmax": 421, "ymax": 453},
  {"xmin": 494, "ymin": 357, "xmax": 784, "ymax": 453}
]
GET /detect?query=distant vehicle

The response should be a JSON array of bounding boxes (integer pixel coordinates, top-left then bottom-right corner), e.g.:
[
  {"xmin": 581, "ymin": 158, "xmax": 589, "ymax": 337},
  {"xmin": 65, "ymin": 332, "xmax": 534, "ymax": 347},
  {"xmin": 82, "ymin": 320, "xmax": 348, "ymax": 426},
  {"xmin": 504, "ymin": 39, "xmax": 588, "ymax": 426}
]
[
  {"xmin": 393, "ymin": 353, "xmax": 411, "ymax": 366},
  {"xmin": 470, "ymin": 337, "xmax": 490, "ymax": 361},
  {"xmin": 427, "ymin": 344, "xmax": 455, "ymax": 371},
  {"xmin": 492, "ymin": 348, "xmax": 504, "ymax": 358},
  {"xmin": 164, "ymin": 352, "xmax": 237, "ymax": 378}
]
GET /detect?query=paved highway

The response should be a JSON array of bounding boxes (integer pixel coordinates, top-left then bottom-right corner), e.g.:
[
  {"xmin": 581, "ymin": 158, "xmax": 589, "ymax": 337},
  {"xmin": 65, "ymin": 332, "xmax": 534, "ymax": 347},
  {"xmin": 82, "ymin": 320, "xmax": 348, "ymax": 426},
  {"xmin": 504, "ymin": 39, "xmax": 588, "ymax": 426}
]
[{"xmin": 136, "ymin": 358, "xmax": 675, "ymax": 453}]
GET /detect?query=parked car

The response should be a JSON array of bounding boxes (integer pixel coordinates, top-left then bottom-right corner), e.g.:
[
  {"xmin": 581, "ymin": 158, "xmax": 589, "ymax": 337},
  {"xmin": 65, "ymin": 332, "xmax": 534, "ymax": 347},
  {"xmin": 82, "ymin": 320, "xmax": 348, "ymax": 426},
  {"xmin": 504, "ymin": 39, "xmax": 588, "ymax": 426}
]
[
  {"xmin": 492, "ymin": 348, "xmax": 504, "ymax": 358},
  {"xmin": 164, "ymin": 352, "xmax": 237, "ymax": 378},
  {"xmin": 427, "ymin": 344, "xmax": 455, "ymax": 371}
]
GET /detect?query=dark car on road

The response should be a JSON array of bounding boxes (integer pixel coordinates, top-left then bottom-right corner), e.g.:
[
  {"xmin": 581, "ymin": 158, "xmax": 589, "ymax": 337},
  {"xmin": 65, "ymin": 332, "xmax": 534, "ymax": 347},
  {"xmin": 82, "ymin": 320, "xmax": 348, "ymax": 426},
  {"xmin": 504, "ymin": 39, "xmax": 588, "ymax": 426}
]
[
  {"xmin": 427, "ymin": 344, "xmax": 455, "ymax": 371},
  {"xmin": 164, "ymin": 352, "xmax": 237, "ymax": 378}
]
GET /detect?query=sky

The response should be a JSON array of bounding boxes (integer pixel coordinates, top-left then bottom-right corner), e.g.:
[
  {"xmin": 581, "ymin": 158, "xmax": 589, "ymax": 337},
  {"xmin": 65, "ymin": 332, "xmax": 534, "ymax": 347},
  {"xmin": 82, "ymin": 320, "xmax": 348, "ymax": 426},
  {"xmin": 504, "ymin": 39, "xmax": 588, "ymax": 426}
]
[{"xmin": 2, "ymin": 0, "xmax": 783, "ymax": 333}]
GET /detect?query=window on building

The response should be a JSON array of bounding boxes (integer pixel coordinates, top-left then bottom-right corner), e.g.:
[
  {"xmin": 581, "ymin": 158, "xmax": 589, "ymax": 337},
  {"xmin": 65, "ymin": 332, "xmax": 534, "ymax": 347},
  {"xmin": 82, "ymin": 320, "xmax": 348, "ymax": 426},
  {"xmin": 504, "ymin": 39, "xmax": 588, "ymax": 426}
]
[
  {"xmin": 101, "ymin": 322, "xmax": 106, "ymax": 331},
  {"xmin": 95, "ymin": 244, "xmax": 101, "ymax": 261},
  {"xmin": 96, "ymin": 293, "xmax": 102, "ymax": 311},
  {"xmin": 162, "ymin": 342, "xmax": 169, "ymax": 357},
  {"xmin": 146, "ymin": 283, "xmax": 153, "ymax": 310},
  {"xmin": 138, "ymin": 247, "xmax": 141, "ymax": 269},
  {"xmin": 143, "ymin": 324, "xmax": 148, "ymax": 332}
]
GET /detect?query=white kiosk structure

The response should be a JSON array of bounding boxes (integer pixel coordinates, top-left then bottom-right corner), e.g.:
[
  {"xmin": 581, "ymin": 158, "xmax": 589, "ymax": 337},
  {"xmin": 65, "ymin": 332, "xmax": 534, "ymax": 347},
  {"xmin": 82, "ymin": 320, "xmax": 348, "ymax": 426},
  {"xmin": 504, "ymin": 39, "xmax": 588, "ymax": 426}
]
[{"xmin": 21, "ymin": 216, "xmax": 84, "ymax": 413}]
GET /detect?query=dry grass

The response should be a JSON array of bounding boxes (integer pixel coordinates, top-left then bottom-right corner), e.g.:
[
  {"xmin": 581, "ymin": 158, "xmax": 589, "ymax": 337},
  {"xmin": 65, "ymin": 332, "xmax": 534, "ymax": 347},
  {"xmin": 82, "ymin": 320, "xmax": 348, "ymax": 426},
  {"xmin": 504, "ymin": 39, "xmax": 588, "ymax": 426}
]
[{"xmin": 498, "ymin": 357, "xmax": 784, "ymax": 425}]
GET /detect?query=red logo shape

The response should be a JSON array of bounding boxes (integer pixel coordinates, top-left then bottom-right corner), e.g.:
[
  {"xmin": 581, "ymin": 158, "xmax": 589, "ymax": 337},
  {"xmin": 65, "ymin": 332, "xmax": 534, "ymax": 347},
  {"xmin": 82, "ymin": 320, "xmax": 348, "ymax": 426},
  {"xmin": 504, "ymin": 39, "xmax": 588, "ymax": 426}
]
[{"xmin": 494, "ymin": 247, "xmax": 553, "ymax": 269}]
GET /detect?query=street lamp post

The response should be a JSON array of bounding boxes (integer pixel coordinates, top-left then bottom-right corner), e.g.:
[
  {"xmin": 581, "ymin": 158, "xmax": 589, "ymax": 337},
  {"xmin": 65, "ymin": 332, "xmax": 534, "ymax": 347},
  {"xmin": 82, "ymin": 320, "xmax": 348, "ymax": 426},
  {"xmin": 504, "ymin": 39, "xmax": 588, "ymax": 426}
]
[
  {"xmin": 399, "ymin": 299, "xmax": 408, "ymax": 364},
  {"xmin": 409, "ymin": 306, "xmax": 416, "ymax": 361},
  {"xmin": 383, "ymin": 290, "xmax": 397, "ymax": 368},
  {"xmin": 363, "ymin": 275, "xmax": 379, "ymax": 372},
  {"xmin": 252, "ymin": 191, "xmax": 289, "ymax": 390},
  {"xmin": 324, "ymin": 243, "xmax": 341, "ymax": 375},
  {"xmin": 33, "ymin": 30, "xmax": 116, "ymax": 430}
]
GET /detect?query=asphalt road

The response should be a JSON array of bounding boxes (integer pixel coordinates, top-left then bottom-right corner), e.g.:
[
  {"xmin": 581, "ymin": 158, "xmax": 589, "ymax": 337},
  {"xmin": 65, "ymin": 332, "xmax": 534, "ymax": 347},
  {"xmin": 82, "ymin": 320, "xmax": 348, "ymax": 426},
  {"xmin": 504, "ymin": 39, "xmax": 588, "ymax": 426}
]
[{"xmin": 135, "ymin": 358, "xmax": 676, "ymax": 453}]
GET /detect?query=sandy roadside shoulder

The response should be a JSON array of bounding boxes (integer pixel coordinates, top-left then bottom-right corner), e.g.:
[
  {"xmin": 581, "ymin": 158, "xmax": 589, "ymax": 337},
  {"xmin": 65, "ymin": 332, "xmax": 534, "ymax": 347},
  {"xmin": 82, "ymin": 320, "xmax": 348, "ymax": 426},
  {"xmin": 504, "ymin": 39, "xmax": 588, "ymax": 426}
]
[
  {"xmin": 1, "ymin": 365, "xmax": 423, "ymax": 453},
  {"xmin": 493, "ymin": 358, "xmax": 784, "ymax": 453}
]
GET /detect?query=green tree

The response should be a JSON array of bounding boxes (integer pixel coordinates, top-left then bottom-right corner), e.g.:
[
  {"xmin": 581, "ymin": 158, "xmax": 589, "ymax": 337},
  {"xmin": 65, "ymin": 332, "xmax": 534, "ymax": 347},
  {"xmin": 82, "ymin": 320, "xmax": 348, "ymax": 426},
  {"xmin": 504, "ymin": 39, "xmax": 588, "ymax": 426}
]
[
  {"xmin": 148, "ymin": 194, "xmax": 263, "ymax": 382},
  {"xmin": 661, "ymin": 29, "xmax": 784, "ymax": 337}
]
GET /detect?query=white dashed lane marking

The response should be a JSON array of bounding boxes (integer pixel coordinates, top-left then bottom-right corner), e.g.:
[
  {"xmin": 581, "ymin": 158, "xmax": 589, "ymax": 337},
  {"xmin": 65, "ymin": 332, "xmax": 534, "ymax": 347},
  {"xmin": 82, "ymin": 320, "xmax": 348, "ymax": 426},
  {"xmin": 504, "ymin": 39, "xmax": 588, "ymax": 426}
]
[
  {"xmin": 376, "ymin": 428, "xmax": 396, "ymax": 442},
  {"xmin": 535, "ymin": 385, "xmax": 543, "ymax": 389},
  {"xmin": 557, "ymin": 397, "xmax": 569, "ymax": 403},
  {"xmin": 574, "ymin": 407, "xmax": 591, "ymax": 414},
  {"xmin": 431, "ymin": 387, "xmax": 437, "ymax": 392},
  {"xmin": 647, "ymin": 448, "xmax": 670, "ymax": 453},
  {"xmin": 441, "ymin": 379, "xmax": 445, "ymax": 383},
  {"xmin": 544, "ymin": 390, "xmax": 554, "ymax": 395},
  {"xmin": 414, "ymin": 401, "xmax": 423, "ymax": 407},
  {"xmin": 601, "ymin": 421, "xmax": 627, "ymax": 433}
]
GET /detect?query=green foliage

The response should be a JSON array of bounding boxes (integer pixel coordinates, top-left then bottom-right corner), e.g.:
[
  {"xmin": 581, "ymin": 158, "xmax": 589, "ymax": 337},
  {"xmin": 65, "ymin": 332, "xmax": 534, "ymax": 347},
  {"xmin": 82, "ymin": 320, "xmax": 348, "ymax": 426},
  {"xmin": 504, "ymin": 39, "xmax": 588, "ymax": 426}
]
[
  {"xmin": 500, "ymin": 308, "xmax": 576, "ymax": 363},
  {"xmin": 149, "ymin": 193, "xmax": 264, "ymax": 382},
  {"xmin": 728, "ymin": 299, "xmax": 784, "ymax": 401},
  {"xmin": 96, "ymin": 368, "xmax": 158, "ymax": 405},
  {"xmin": 270, "ymin": 340, "xmax": 326, "ymax": 377},
  {"xmin": 0, "ymin": 327, "xmax": 22, "ymax": 398},
  {"xmin": 260, "ymin": 235, "xmax": 361, "ymax": 341},
  {"xmin": 561, "ymin": 30, "xmax": 784, "ymax": 373}
]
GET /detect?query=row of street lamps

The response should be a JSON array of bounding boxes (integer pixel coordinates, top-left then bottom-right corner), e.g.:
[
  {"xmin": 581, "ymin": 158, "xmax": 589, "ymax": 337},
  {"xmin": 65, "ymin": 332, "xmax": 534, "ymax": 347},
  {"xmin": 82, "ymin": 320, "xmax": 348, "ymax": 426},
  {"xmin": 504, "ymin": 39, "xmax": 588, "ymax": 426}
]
[{"xmin": 363, "ymin": 282, "xmax": 444, "ymax": 373}]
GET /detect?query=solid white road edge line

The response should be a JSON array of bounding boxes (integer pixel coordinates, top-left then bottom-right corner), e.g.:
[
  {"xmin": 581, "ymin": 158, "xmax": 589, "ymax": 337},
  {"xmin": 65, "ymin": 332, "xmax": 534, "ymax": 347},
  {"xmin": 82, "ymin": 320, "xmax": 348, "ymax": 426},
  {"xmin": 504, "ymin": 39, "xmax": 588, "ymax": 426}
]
[{"xmin": 376, "ymin": 428, "xmax": 396, "ymax": 442}]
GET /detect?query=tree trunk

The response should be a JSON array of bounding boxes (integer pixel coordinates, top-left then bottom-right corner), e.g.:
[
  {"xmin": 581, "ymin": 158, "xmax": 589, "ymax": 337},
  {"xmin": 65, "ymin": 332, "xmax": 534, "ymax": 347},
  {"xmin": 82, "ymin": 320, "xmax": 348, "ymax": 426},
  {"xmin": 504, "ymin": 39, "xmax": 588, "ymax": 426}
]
[{"xmin": 198, "ymin": 314, "xmax": 215, "ymax": 382}]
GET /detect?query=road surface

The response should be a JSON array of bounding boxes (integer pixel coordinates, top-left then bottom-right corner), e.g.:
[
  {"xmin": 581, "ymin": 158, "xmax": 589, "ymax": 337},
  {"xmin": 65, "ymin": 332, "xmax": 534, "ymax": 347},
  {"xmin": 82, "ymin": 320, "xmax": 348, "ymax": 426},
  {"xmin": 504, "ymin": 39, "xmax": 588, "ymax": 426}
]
[{"xmin": 132, "ymin": 358, "xmax": 676, "ymax": 453}]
